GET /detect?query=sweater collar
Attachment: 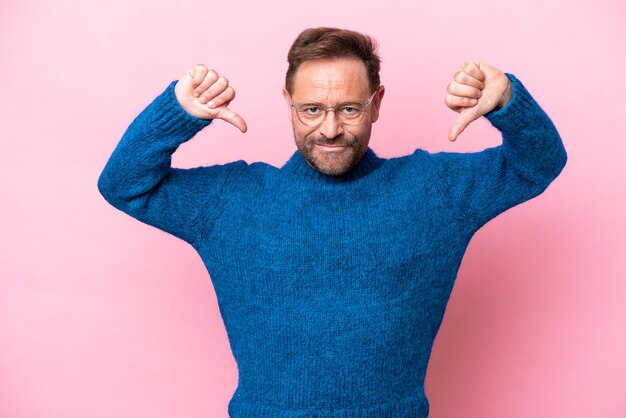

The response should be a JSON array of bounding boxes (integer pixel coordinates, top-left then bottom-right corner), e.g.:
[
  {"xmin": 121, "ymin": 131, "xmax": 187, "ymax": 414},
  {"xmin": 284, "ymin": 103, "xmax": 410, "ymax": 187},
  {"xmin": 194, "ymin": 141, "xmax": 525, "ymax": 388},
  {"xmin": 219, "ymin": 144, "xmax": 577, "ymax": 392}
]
[{"xmin": 281, "ymin": 147, "xmax": 385, "ymax": 183}]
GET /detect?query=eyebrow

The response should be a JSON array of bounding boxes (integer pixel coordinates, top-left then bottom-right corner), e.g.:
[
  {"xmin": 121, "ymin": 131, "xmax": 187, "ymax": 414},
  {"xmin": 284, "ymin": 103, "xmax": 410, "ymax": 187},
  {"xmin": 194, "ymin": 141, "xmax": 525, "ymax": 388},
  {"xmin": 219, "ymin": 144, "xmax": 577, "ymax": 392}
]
[{"xmin": 297, "ymin": 99, "xmax": 365, "ymax": 105}]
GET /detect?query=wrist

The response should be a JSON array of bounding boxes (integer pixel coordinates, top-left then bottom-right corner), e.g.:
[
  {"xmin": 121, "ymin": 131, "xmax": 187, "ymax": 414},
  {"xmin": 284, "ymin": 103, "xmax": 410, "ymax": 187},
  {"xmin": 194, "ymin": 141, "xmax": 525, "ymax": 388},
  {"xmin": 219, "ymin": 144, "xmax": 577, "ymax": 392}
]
[{"xmin": 496, "ymin": 77, "xmax": 513, "ymax": 111}]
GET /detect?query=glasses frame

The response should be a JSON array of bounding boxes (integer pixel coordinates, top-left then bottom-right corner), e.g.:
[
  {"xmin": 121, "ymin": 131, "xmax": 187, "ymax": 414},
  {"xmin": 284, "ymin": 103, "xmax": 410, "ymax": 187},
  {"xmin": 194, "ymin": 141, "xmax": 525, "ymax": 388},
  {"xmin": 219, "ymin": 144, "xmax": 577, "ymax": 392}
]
[{"xmin": 290, "ymin": 91, "xmax": 378, "ymax": 128}]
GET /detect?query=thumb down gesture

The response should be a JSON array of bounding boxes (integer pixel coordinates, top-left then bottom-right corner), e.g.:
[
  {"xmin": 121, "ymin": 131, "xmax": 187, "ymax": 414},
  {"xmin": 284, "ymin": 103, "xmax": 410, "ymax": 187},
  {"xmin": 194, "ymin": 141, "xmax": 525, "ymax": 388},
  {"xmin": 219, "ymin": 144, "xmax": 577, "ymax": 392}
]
[
  {"xmin": 174, "ymin": 64, "xmax": 248, "ymax": 133},
  {"xmin": 445, "ymin": 61, "xmax": 513, "ymax": 142}
]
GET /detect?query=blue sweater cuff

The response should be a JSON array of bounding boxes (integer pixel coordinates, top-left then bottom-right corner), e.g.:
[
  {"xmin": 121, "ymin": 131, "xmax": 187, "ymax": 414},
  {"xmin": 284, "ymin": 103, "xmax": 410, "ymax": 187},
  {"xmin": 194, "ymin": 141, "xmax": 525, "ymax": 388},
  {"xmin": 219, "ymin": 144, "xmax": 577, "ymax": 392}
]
[{"xmin": 483, "ymin": 73, "xmax": 540, "ymax": 130}]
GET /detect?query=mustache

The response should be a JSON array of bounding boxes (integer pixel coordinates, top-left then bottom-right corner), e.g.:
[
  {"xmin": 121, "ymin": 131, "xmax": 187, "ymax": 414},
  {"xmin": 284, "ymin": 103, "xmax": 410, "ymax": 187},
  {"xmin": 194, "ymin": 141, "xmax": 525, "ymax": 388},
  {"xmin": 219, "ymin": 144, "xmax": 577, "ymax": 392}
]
[{"xmin": 311, "ymin": 136, "xmax": 354, "ymax": 147}]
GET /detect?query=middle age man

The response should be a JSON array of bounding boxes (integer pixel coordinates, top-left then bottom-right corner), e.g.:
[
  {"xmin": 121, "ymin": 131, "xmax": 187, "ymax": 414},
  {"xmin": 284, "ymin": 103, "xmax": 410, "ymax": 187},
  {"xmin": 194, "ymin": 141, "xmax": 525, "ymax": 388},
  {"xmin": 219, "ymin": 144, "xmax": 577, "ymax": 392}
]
[{"xmin": 98, "ymin": 27, "xmax": 567, "ymax": 417}]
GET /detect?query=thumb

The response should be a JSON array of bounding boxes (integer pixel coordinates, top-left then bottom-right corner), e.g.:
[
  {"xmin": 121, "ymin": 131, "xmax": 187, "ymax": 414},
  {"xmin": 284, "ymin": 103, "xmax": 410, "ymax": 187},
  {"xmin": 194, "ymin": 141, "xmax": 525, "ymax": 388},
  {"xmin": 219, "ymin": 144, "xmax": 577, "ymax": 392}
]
[
  {"xmin": 448, "ymin": 110, "xmax": 479, "ymax": 142},
  {"xmin": 217, "ymin": 107, "xmax": 248, "ymax": 133}
]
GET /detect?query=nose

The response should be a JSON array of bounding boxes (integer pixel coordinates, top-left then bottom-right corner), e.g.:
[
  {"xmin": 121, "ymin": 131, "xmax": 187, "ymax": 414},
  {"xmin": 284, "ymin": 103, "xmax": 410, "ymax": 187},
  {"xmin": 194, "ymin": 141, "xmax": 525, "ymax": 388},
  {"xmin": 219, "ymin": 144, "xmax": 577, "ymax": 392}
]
[{"xmin": 317, "ymin": 109, "xmax": 344, "ymax": 139}]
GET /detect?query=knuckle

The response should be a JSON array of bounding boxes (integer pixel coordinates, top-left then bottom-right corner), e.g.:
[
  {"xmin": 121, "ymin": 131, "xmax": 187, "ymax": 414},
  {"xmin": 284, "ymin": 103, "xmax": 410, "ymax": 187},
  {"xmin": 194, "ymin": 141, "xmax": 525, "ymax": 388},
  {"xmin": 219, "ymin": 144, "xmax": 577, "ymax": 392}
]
[
  {"xmin": 194, "ymin": 64, "xmax": 208, "ymax": 75},
  {"xmin": 206, "ymin": 69, "xmax": 218, "ymax": 82}
]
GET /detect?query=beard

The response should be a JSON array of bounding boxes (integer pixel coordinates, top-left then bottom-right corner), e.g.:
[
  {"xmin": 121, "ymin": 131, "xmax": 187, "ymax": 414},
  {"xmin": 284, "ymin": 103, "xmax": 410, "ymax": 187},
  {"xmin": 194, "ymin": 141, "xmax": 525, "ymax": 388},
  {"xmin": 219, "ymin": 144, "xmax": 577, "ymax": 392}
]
[{"xmin": 293, "ymin": 131, "xmax": 370, "ymax": 176}]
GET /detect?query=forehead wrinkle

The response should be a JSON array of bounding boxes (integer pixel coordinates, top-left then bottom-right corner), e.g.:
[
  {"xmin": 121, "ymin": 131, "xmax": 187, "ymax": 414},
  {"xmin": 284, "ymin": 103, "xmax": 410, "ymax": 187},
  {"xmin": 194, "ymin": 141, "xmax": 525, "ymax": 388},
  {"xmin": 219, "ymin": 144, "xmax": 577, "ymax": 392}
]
[
  {"xmin": 296, "ymin": 77, "xmax": 355, "ymax": 104},
  {"xmin": 308, "ymin": 80, "xmax": 357, "ymax": 102}
]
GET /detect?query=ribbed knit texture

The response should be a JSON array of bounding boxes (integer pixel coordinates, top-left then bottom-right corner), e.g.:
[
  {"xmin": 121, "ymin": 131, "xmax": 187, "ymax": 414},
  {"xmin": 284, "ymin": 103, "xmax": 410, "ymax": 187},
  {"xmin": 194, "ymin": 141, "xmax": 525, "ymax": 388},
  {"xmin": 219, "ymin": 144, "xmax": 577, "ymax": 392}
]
[{"xmin": 98, "ymin": 73, "xmax": 567, "ymax": 417}]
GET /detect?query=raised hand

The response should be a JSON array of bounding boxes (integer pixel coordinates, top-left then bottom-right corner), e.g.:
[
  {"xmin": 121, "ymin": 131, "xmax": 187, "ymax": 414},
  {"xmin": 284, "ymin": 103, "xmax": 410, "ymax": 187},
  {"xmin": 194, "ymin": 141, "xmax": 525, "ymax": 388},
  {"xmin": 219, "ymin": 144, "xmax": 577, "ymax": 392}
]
[
  {"xmin": 445, "ymin": 61, "xmax": 513, "ymax": 142},
  {"xmin": 174, "ymin": 64, "xmax": 248, "ymax": 133}
]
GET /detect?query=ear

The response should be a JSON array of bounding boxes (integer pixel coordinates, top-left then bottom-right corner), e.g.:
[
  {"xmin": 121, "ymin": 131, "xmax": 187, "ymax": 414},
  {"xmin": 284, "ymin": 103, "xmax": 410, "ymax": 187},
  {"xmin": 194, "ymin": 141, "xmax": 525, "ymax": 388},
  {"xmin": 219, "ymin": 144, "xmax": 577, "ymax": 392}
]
[
  {"xmin": 282, "ymin": 86, "xmax": 293, "ymax": 123},
  {"xmin": 370, "ymin": 85, "xmax": 385, "ymax": 123}
]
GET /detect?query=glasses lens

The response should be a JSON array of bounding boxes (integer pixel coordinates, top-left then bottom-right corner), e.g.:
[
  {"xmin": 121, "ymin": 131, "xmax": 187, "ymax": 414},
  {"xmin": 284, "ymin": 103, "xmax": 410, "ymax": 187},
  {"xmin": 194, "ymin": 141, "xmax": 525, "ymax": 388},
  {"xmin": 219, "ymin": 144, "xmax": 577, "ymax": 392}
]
[
  {"xmin": 337, "ymin": 103, "xmax": 365, "ymax": 125},
  {"xmin": 296, "ymin": 105, "xmax": 324, "ymax": 126}
]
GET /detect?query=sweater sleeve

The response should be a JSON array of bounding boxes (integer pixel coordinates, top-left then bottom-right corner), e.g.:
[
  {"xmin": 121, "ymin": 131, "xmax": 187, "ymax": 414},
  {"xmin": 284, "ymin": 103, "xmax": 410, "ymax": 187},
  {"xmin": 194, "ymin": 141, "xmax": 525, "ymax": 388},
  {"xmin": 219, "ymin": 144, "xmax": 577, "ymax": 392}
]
[
  {"xmin": 421, "ymin": 73, "xmax": 568, "ymax": 230},
  {"xmin": 97, "ymin": 80, "xmax": 246, "ymax": 246}
]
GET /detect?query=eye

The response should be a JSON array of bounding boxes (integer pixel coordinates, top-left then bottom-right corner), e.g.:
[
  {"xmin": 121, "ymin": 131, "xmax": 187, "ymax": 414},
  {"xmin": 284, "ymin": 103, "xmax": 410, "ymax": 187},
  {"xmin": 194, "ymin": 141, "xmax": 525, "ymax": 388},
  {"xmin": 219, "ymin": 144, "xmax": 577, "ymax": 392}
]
[
  {"xmin": 301, "ymin": 106, "xmax": 321, "ymax": 116},
  {"xmin": 340, "ymin": 105, "xmax": 361, "ymax": 117}
]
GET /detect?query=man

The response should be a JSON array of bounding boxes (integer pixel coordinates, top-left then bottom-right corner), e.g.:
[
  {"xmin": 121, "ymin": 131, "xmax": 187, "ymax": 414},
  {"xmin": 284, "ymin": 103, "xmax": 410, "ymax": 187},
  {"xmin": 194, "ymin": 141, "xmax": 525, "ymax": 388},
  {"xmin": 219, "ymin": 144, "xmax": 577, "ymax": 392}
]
[{"xmin": 98, "ymin": 27, "xmax": 567, "ymax": 417}]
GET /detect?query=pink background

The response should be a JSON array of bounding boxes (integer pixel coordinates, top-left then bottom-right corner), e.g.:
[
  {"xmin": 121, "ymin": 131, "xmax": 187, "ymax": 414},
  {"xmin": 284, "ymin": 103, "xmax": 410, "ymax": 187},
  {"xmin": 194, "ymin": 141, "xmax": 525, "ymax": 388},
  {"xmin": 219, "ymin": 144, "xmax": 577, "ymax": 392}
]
[{"xmin": 1, "ymin": 0, "xmax": 625, "ymax": 417}]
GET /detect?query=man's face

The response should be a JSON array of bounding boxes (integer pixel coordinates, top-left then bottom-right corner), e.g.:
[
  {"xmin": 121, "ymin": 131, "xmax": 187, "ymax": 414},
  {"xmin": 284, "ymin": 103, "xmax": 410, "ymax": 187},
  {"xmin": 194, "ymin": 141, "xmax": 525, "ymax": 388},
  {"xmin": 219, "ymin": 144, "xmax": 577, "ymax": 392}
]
[{"xmin": 283, "ymin": 57, "xmax": 384, "ymax": 176}]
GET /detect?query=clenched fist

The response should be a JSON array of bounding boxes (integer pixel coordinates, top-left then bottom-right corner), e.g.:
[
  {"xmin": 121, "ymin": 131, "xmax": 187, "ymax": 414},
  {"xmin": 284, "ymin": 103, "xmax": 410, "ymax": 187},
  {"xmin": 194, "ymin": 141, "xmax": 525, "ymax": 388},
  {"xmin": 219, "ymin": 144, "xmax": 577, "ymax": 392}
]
[
  {"xmin": 174, "ymin": 64, "xmax": 248, "ymax": 133},
  {"xmin": 445, "ymin": 61, "xmax": 513, "ymax": 142}
]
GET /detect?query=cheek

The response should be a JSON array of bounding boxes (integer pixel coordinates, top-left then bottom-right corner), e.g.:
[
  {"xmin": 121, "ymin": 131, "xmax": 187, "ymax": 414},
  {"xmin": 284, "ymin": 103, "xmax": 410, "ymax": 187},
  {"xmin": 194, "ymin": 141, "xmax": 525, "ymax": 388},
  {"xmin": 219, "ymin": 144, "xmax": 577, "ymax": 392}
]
[
  {"xmin": 347, "ymin": 125, "xmax": 369, "ymax": 141},
  {"xmin": 295, "ymin": 125, "xmax": 318, "ymax": 142}
]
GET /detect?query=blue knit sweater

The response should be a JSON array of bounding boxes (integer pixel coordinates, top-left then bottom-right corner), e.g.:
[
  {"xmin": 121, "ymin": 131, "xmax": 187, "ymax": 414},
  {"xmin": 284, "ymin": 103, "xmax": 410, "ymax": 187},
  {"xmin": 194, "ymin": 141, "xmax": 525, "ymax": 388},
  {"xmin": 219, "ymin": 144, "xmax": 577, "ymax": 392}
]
[{"xmin": 98, "ymin": 73, "xmax": 567, "ymax": 417}]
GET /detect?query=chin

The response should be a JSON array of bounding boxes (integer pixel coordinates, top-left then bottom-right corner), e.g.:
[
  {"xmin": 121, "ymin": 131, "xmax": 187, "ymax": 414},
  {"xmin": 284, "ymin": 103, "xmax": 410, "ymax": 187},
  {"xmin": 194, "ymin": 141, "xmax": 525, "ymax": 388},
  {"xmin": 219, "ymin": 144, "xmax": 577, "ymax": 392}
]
[
  {"xmin": 309, "ymin": 146, "xmax": 364, "ymax": 176},
  {"xmin": 316, "ymin": 163, "xmax": 352, "ymax": 176}
]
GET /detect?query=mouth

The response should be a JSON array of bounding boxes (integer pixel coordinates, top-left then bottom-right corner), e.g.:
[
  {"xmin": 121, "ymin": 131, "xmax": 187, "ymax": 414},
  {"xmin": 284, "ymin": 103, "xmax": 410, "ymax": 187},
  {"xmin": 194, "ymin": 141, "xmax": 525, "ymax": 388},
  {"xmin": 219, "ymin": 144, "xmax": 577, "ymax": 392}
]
[{"xmin": 316, "ymin": 144, "xmax": 348, "ymax": 152}]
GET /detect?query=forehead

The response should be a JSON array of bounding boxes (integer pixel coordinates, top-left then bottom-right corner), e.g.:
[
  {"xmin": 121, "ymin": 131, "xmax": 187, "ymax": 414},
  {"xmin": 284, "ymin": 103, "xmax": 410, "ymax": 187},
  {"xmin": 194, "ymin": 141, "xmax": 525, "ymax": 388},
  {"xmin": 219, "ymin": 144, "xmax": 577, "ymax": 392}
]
[{"xmin": 291, "ymin": 57, "xmax": 370, "ymax": 101}]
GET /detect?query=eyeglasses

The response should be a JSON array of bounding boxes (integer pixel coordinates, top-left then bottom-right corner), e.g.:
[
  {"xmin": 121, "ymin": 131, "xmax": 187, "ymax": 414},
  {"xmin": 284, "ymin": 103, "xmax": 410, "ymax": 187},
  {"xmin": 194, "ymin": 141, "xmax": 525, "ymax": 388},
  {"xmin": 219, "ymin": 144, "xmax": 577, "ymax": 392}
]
[{"xmin": 290, "ymin": 91, "xmax": 378, "ymax": 128}]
